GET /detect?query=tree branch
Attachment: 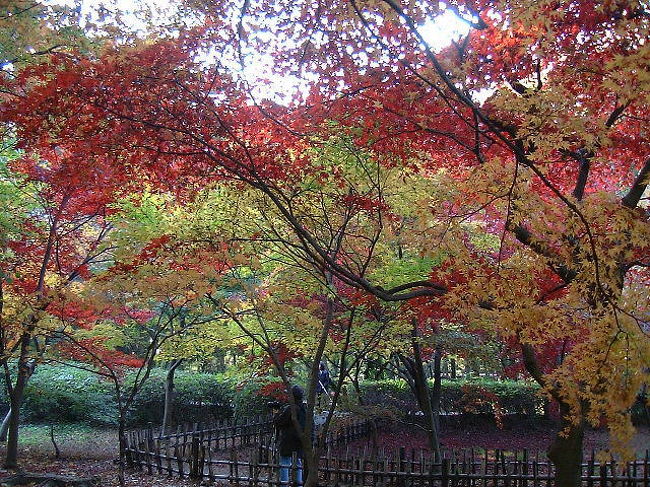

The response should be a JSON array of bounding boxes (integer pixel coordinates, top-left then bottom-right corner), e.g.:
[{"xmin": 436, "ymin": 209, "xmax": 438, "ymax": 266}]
[
  {"xmin": 571, "ymin": 150, "xmax": 591, "ymax": 201},
  {"xmin": 380, "ymin": 281, "xmax": 446, "ymax": 296},
  {"xmin": 622, "ymin": 157, "xmax": 650, "ymax": 209}
]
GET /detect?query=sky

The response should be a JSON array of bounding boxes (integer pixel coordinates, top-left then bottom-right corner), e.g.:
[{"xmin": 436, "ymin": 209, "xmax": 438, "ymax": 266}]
[
  {"xmin": 46, "ymin": 0, "xmax": 472, "ymax": 103},
  {"xmin": 51, "ymin": 0, "xmax": 471, "ymax": 51}
]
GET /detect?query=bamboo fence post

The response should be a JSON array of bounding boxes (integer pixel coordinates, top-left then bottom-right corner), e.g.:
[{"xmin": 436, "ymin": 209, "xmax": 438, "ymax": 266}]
[
  {"xmin": 600, "ymin": 463, "xmax": 608, "ymax": 487},
  {"xmin": 442, "ymin": 458, "xmax": 450, "ymax": 487},
  {"xmin": 199, "ymin": 445, "xmax": 206, "ymax": 480},
  {"xmin": 155, "ymin": 439, "xmax": 162, "ymax": 474},
  {"xmin": 189, "ymin": 435, "xmax": 200, "ymax": 479},
  {"xmin": 175, "ymin": 443, "xmax": 184, "ymax": 479},
  {"xmin": 587, "ymin": 450, "xmax": 595, "ymax": 487},
  {"xmin": 165, "ymin": 441, "xmax": 173, "ymax": 478},
  {"xmin": 207, "ymin": 446, "xmax": 215, "ymax": 482},
  {"xmin": 482, "ymin": 449, "xmax": 488, "ymax": 487},
  {"xmin": 234, "ymin": 448, "xmax": 241, "ymax": 486}
]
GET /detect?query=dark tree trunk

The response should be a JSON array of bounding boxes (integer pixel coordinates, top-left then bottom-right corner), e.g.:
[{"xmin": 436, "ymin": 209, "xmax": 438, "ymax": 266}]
[
  {"xmin": 401, "ymin": 322, "xmax": 441, "ymax": 460},
  {"xmin": 50, "ymin": 424, "xmax": 61, "ymax": 459},
  {"xmin": 303, "ymin": 447, "xmax": 319, "ymax": 487},
  {"xmin": 4, "ymin": 334, "xmax": 33, "ymax": 469},
  {"xmin": 4, "ymin": 392, "xmax": 24, "ymax": 469},
  {"xmin": 521, "ymin": 344, "xmax": 586, "ymax": 487},
  {"xmin": 117, "ymin": 409, "xmax": 127, "ymax": 487},
  {"xmin": 548, "ymin": 403, "xmax": 585, "ymax": 487},
  {"xmin": 431, "ymin": 349, "xmax": 442, "ymax": 437},
  {"xmin": 162, "ymin": 359, "xmax": 183, "ymax": 435}
]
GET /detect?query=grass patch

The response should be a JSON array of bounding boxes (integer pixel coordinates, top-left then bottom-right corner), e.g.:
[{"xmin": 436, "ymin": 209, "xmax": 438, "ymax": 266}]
[{"xmin": 8, "ymin": 424, "xmax": 117, "ymax": 460}]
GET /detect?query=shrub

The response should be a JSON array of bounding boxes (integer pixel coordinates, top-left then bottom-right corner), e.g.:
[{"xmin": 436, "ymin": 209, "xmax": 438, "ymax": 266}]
[
  {"xmin": 0, "ymin": 364, "xmax": 116, "ymax": 425},
  {"xmin": 126, "ymin": 369, "xmax": 234, "ymax": 426},
  {"xmin": 358, "ymin": 379, "xmax": 418, "ymax": 413},
  {"xmin": 359, "ymin": 378, "xmax": 544, "ymax": 419},
  {"xmin": 232, "ymin": 377, "xmax": 286, "ymax": 418},
  {"xmin": 439, "ymin": 379, "xmax": 543, "ymax": 417},
  {"xmin": 0, "ymin": 364, "xmax": 235, "ymax": 427}
]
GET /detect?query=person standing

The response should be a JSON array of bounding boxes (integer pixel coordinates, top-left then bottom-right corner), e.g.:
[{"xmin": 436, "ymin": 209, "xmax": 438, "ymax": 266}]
[
  {"xmin": 316, "ymin": 362, "xmax": 331, "ymax": 407},
  {"xmin": 273, "ymin": 385, "xmax": 306, "ymax": 486}
]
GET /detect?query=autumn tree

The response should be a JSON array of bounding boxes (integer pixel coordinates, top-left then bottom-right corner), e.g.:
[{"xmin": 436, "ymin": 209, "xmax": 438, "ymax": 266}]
[
  {"xmin": 2, "ymin": 2, "xmax": 649, "ymax": 486},
  {"xmin": 52, "ymin": 192, "xmax": 236, "ymax": 483},
  {"xmin": 135, "ymin": 144, "xmax": 441, "ymax": 483},
  {"xmin": 0, "ymin": 139, "xmax": 120, "ymax": 468},
  {"xmin": 184, "ymin": 179, "xmax": 408, "ymax": 484}
]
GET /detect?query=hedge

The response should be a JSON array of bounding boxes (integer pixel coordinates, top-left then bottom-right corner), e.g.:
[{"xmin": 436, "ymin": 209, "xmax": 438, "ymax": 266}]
[
  {"xmin": 7, "ymin": 366, "xmax": 643, "ymax": 428},
  {"xmin": 0, "ymin": 365, "xmax": 115, "ymax": 425},
  {"xmin": 0, "ymin": 364, "xmax": 235, "ymax": 426},
  {"xmin": 126, "ymin": 368, "xmax": 234, "ymax": 425},
  {"xmin": 232, "ymin": 377, "xmax": 287, "ymax": 418},
  {"xmin": 358, "ymin": 378, "xmax": 545, "ymax": 417}
]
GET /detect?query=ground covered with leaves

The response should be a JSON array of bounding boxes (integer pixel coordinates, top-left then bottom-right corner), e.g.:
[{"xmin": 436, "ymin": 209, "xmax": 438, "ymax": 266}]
[
  {"xmin": 344, "ymin": 421, "xmax": 650, "ymax": 456},
  {"xmin": 1, "ymin": 423, "xmax": 648, "ymax": 486}
]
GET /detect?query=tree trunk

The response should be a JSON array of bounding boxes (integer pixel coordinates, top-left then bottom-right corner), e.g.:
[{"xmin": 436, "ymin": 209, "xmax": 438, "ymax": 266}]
[
  {"xmin": 162, "ymin": 359, "xmax": 183, "ymax": 435},
  {"xmin": 4, "ymin": 336, "xmax": 33, "ymax": 469},
  {"xmin": 303, "ymin": 447, "xmax": 319, "ymax": 487},
  {"xmin": 431, "ymin": 349, "xmax": 442, "ymax": 437},
  {"xmin": 4, "ymin": 393, "xmax": 23, "ymax": 469},
  {"xmin": 407, "ymin": 323, "xmax": 441, "ymax": 460},
  {"xmin": 117, "ymin": 410, "xmax": 127, "ymax": 487},
  {"xmin": 521, "ymin": 344, "xmax": 585, "ymax": 487},
  {"xmin": 548, "ymin": 403, "xmax": 585, "ymax": 487},
  {"xmin": 1, "ymin": 373, "xmax": 36, "ymax": 443}
]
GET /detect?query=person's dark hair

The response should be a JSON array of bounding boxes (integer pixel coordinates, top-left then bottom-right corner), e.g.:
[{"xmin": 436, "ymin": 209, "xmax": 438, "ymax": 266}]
[{"xmin": 291, "ymin": 385, "xmax": 304, "ymax": 402}]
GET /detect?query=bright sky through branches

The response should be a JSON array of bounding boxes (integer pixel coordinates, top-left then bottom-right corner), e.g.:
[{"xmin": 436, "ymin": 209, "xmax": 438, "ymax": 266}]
[
  {"xmin": 420, "ymin": 9, "xmax": 471, "ymax": 48},
  {"xmin": 47, "ymin": 0, "xmax": 471, "ymax": 103},
  {"xmin": 51, "ymin": 0, "xmax": 471, "ymax": 50}
]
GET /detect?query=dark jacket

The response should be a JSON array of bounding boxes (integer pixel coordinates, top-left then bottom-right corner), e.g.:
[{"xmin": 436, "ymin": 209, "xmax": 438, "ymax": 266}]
[{"xmin": 273, "ymin": 402, "xmax": 306, "ymax": 457}]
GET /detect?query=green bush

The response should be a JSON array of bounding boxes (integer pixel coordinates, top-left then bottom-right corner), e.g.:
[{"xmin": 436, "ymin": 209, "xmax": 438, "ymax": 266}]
[
  {"xmin": 232, "ymin": 377, "xmax": 287, "ymax": 418},
  {"xmin": 358, "ymin": 379, "xmax": 418, "ymax": 413},
  {"xmin": 359, "ymin": 378, "xmax": 544, "ymax": 417},
  {"xmin": 439, "ymin": 379, "xmax": 543, "ymax": 416},
  {"xmin": 0, "ymin": 364, "xmax": 235, "ymax": 427},
  {"xmin": 0, "ymin": 365, "xmax": 116, "ymax": 425},
  {"xmin": 126, "ymin": 369, "xmax": 234, "ymax": 426}
]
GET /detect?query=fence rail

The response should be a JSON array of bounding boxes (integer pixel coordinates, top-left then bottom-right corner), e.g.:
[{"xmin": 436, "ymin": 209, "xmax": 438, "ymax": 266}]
[
  {"xmin": 152, "ymin": 416, "xmax": 274, "ymax": 450},
  {"xmin": 129, "ymin": 415, "xmax": 372, "ymax": 453},
  {"xmin": 125, "ymin": 422, "xmax": 650, "ymax": 487}
]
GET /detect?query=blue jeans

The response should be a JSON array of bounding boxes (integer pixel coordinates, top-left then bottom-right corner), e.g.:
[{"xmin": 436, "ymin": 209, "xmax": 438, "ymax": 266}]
[{"xmin": 279, "ymin": 455, "xmax": 303, "ymax": 485}]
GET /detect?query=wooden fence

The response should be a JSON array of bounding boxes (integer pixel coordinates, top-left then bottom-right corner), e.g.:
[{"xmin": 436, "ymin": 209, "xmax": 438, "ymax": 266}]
[
  {"xmin": 138, "ymin": 416, "xmax": 275, "ymax": 451},
  {"xmin": 125, "ymin": 421, "xmax": 650, "ymax": 486},
  {"xmin": 127, "ymin": 415, "xmax": 372, "ymax": 454},
  {"xmin": 315, "ymin": 448, "xmax": 650, "ymax": 487}
]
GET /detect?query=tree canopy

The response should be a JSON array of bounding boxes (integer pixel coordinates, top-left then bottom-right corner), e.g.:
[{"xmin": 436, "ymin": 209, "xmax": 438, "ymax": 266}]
[{"xmin": 0, "ymin": 0, "xmax": 648, "ymax": 484}]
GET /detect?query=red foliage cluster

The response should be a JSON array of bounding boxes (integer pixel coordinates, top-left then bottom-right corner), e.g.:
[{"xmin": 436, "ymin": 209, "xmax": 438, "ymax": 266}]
[
  {"xmin": 258, "ymin": 381, "xmax": 290, "ymax": 402},
  {"xmin": 458, "ymin": 384, "xmax": 505, "ymax": 429},
  {"xmin": 57, "ymin": 337, "xmax": 143, "ymax": 372}
]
